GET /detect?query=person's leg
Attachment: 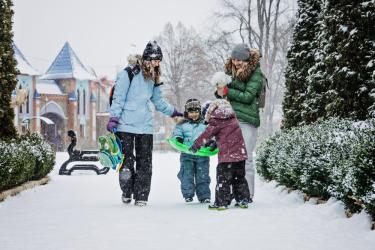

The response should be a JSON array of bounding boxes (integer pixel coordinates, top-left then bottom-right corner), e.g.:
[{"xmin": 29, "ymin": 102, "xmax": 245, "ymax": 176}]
[
  {"xmin": 133, "ymin": 134, "xmax": 153, "ymax": 202},
  {"xmin": 232, "ymin": 160, "xmax": 250, "ymax": 204},
  {"xmin": 195, "ymin": 156, "xmax": 211, "ymax": 201},
  {"xmin": 214, "ymin": 162, "xmax": 232, "ymax": 206},
  {"xmin": 116, "ymin": 132, "xmax": 136, "ymax": 200},
  {"xmin": 239, "ymin": 121, "xmax": 258, "ymax": 199},
  {"xmin": 177, "ymin": 154, "xmax": 195, "ymax": 200}
]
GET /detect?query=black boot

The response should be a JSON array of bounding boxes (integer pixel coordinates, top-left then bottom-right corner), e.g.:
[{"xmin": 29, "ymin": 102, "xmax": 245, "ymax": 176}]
[{"xmin": 208, "ymin": 203, "xmax": 228, "ymax": 211}]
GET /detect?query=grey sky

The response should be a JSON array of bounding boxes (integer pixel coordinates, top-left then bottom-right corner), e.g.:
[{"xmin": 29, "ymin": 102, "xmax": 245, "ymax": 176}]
[{"xmin": 13, "ymin": 0, "xmax": 220, "ymax": 79}]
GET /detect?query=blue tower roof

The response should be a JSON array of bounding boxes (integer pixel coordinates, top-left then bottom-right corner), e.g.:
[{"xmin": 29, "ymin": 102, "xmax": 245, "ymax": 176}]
[
  {"xmin": 40, "ymin": 41, "xmax": 95, "ymax": 80},
  {"xmin": 12, "ymin": 43, "xmax": 39, "ymax": 75}
]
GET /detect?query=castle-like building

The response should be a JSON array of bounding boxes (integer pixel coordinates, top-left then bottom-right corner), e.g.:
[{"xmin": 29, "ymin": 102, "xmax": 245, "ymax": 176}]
[{"xmin": 13, "ymin": 42, "xmax": 112, "ymax": 150}]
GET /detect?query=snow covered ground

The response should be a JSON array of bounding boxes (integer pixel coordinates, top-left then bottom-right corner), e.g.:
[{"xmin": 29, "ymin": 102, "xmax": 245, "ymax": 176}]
[{"xmin": 0, "ymin": 152, "xmax": 374, "ymax": 250}]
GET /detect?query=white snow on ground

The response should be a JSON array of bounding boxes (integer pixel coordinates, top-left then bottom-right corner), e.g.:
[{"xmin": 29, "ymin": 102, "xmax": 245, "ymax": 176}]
[{"xmin": 0, "ymin": 152, "xmax": 374, "ymax": 250}]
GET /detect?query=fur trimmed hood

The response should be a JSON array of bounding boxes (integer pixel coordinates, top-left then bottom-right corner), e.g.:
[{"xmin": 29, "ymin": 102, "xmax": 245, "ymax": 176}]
[
  {"xmin": 193, "ymin": 99, "xmax": 247, "ymax": 163},
  {"xmin": 224, "ymin": 49, "xmax": 261, "ymax": 82},
  {"xmin": 204, "ymin": 99, "xmax": 235, "ymax": 123}
]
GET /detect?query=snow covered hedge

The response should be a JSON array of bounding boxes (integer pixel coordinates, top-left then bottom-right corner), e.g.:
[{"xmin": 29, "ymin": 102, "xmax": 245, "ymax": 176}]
[
  {"xmin": 0, "ymin": 133, "xmax": 55, "ymax": 191},
  {"xmin": 256, "ymin": 118, "xmax": 375, "ymax": 220}
]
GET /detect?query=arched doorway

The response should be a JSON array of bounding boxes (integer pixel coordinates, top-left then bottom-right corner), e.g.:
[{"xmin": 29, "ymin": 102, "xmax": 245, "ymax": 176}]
[
  {"xmin": 40, "ymin": 113, "xmax": 65, "ymax": 151},
  {"xmin": 40, "ymin": 101, "xmax": 67, "ymax": 151}
]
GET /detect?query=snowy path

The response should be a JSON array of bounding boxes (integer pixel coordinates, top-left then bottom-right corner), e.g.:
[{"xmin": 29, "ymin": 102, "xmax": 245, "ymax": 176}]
[{"xmin": 0, "ymin": 152, "xmax": 374, "ymax": 250}]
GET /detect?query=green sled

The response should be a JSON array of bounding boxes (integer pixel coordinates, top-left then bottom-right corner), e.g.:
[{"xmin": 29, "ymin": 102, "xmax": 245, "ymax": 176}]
[{"xmin": 167, "ymin": 138, "xmax": 219, "ymax": 157}]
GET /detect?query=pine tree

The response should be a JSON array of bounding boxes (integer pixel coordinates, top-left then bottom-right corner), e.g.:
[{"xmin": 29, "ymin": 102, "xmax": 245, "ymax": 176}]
[
  {"xmin": 301, "ymin": 0, "xmax": 330, "ymax": 124},
  {"xmin": 0, "ymin": 0, "xmax": 18, "ymax": 140},
  {"xmin": 322, "ymin": 0, "xmax": 375, "ymax": 120},
  {"xmin": 282, "ymin": 0, "xmax": 322, "ymax": 129},
  {"xmin": 303, "ymin": 0, "xmax": 375, "ymax": 123}
]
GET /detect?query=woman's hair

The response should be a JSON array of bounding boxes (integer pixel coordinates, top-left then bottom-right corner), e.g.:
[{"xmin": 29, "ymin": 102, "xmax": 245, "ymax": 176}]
[
  {"xmin": 141, "ymin": 60, "xmax": 161, "ymax": 83},
  {"xmin": 224, "ymin": 49, "xmax": 261, "ymax": 82}
]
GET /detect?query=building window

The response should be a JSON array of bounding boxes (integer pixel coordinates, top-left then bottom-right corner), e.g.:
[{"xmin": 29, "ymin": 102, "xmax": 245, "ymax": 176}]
[
  {"xmin": 80, "ymin": 124, "xmax": 85, "ymax": 138},
  {"xmin": 19, "ymin": 85, "xmax": 23, "ymax": 114},
  {"xmin": 21, "ymin": 124, "xmax": 27, "ymax": 134},
  {"xmin": 83, "ymin": 89, "xmax": 86, "ymax": 115},
  {"xmin": 26, "ymin": 91, "xmax": 30, "ymax": 114},
  {"xmin": 77, "ymin": 90, "xmax": 80, "ymax": 115}
]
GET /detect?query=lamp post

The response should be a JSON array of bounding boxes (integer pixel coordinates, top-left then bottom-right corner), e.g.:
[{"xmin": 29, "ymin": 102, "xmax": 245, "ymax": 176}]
[{"xmin": 44, "ymin": 96, "xmax": 48, "ymax": 139}]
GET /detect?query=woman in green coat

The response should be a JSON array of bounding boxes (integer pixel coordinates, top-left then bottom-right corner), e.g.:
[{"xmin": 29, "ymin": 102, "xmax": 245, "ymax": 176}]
[{"xmin": 216, "ymin": 43, "xmax": 263, "ymax": 203}]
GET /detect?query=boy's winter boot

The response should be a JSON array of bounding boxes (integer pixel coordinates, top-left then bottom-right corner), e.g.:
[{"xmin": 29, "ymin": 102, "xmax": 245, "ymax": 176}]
[
  {"xmin": 135, "ymin": 200, "xmax": 147, "ymax": 207},
  {"xmin": 235, "ymin": 199, "xmax": 250, "ymax": 208},
  {"xmin": 200, "ymin": 198, "xmax": 211, "ymax": 203},
  {"xmin": 121, "ymin": 194, "xmax": 132, "ymax": 204},
  {"xmin": 208, "ymin": 204, "xmax": 228, "ymax": 211},
  {"xmin": 185, "ymin": 197, "xmax": 193, "ymax": 202}
]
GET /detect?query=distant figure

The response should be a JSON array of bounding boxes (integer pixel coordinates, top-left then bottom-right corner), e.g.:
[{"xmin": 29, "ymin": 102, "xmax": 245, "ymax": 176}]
[{"xmin": 55, "ymin": 133, "xmax": 63, "ymax": 151}]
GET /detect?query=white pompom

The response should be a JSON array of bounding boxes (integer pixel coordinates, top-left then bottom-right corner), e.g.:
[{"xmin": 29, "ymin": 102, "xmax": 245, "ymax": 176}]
[{"xmin": 211, "ymin": 72, "xmax": 231, "ymax": 87}]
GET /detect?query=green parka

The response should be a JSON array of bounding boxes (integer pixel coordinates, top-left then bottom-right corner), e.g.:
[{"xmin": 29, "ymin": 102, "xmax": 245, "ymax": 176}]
[{"xmin": 224, "ymin": 50, "xmax": 263, "ymax": 127}]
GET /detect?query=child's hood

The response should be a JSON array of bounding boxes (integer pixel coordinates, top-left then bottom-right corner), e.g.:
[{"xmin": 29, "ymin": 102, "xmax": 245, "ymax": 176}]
[{"xmin": 204, "ymin": 99, "xmax": 235, "ymax": 122}]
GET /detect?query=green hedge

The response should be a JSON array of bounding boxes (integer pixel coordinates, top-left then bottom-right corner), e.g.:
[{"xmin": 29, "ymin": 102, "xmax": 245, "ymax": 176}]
[
  {"xmin": 0, "ymin": 133, "xmax": 55, "ymax": 191},
  {"xmin": 256, "ymin": 118, "xmax": 375, "ymax": 220}
]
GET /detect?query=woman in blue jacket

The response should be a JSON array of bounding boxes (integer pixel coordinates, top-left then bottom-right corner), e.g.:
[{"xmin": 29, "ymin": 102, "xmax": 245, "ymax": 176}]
[{"xmin": 107, "ymin": 41, "xmax": 182, "ymax": 206}]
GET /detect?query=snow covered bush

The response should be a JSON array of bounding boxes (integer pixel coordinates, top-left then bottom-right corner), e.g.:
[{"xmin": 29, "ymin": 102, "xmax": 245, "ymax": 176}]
[
  {"xmin": 328, "ymin": 119, "xmax": 375, "ymax": 219},
  {"xmin": 18, "ymin": 133, "xmax": 55, "ymax": 180},
  {"xmin": 256, "ymin": 118, "xmax": 375, "ymax": 220},
  {"xmin": 0, "ymin": 141, "xmax": 35, "ymax": 191},
  {"xmin": 0, "ymin": 133, "xmax": 55, "ymax": 191}
]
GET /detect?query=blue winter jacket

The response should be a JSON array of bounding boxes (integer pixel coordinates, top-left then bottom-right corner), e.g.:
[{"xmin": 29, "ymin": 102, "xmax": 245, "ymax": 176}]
[
  {"xmin": 172, "ymin": 119, "xmax": 207, "ymax": 147},
  {"xmin": 110, "ymin": 69, "xmax": 174, "ymax": 134}
]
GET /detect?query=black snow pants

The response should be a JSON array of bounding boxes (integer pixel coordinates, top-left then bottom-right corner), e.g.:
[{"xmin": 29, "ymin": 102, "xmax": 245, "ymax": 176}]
[
  {"xmin": 215, "ymin": 161, "xmax": 250, "ymax": 206},
  {"xmin": 116, "ymin": 132, "xmax": 153, "ymax": 202}
]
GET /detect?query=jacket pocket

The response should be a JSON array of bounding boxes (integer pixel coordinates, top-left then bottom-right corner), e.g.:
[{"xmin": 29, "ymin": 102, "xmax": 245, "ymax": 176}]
[
  {"xmin": 122, "ymin": 101, "xmax": 142, "ymax": 124},
  {"xmin": 124, "ymin": 101, "xmax": 137, "ymax": 111}
]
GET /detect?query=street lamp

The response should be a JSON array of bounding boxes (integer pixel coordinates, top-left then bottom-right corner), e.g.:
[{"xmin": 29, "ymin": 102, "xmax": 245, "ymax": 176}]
[{"xmin": 44, "ymin": 96, "xmax": 48, "ymax": 139}]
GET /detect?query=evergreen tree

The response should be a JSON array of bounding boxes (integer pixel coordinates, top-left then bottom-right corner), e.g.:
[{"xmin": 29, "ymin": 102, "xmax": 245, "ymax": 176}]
[
  {"xmin": 0, "ymin": 0, "xmax": 18, "ymax": 140},
  {"xmin": 282, "ymin": 0, "xmax": 322, "ymax": 129},
  {"xmin": 322, "ymin": 0, "xmax": 375, "ymax": 120},
  {"xmin": 302, "ymin": 0, "xmax": 330, "ymax": 124}
]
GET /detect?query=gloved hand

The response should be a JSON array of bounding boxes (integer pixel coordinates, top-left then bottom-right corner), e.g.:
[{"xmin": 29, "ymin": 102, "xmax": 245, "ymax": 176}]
[
  {"xmin": 208, "ymin": 141, "xmax": 218, "ymax": 151},
  {"xmin": 107, "ymin": 117, "xmax": 119, "ymax": 132},
  {"xmin": 204, "ymin": 139, "xmax": 217, "ymax": 151},
  {"xmin": 175, "ymin": 137, "xmax": 184, "ymax": 144},
  {"xmin": 215, "ymin": 85, "xmax": 229, "ymax": 98},
  {"xmin": 189, "ymin": 145, "xmax": 199, "ymax": 153},
  {"xmin": 171, "ymin": 109, "xmax": 183, "ymax": 117}
]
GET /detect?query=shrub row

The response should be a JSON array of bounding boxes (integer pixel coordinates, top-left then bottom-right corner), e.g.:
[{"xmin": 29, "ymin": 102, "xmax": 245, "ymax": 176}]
[
  {"xmin": 0, "ymin": 133, "xmax": 55, "ymax": 191},
  {"xmin": 256, "ymin": 118, "xmax": 375, "ymax": 220}
]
